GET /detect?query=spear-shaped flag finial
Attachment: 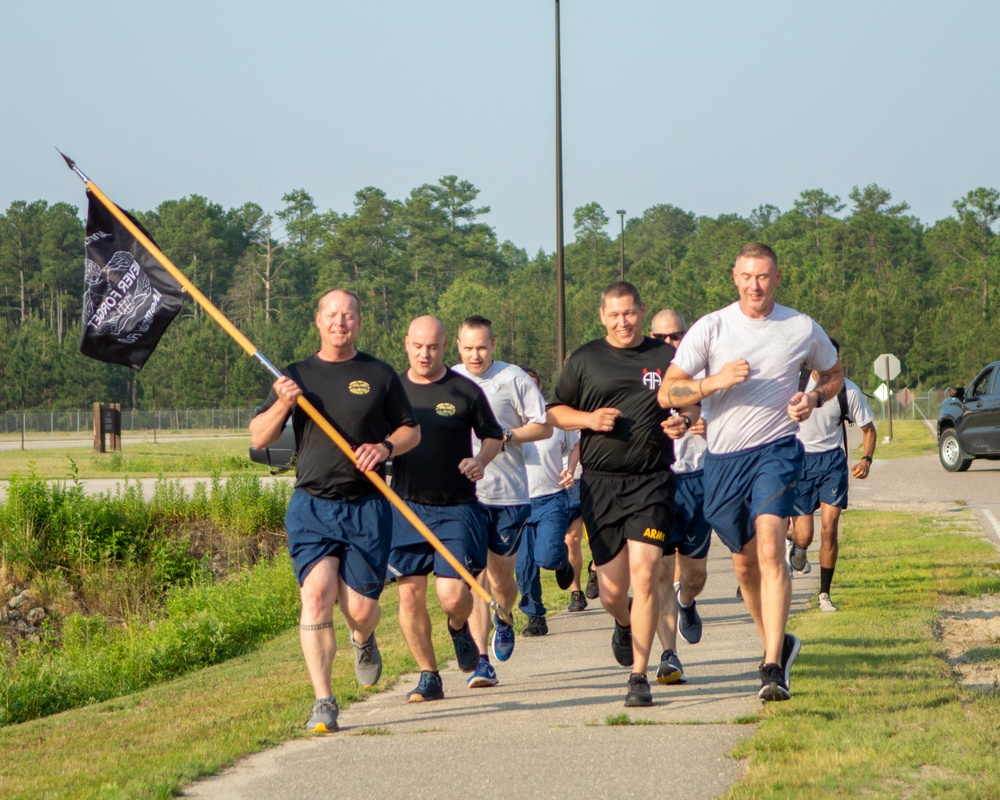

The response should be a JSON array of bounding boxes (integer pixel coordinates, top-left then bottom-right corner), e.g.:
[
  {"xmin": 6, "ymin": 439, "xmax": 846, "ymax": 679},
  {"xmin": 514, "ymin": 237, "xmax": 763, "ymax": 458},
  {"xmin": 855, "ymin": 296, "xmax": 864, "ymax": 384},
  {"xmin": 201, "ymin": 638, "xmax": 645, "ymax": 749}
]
[{"xmin": 56, "ymin": 147, "xmax": 89, "ymax": 183}]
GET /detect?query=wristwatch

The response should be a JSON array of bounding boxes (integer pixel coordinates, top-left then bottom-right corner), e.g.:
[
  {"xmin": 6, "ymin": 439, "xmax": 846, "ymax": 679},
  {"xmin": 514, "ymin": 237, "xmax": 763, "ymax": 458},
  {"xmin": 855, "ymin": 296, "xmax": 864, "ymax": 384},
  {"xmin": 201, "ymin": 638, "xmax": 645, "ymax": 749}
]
[
  {"xmin": 380, "ymin": 438, "xmax": 394, "ymax": 455},
  {"xmin": 861, "ymin": 455, "xmax": 873, "ymax": 464},
  {"xmin": 501, "ymin": 429, "xmax": 514, "ymax": 450},
  {"xmin": 680, "ymin": 414, "xmax": 692, "ymax": 429},
  {"xmin": 812, "ymin": 390, "xmax": 825, "ymax": 409}
]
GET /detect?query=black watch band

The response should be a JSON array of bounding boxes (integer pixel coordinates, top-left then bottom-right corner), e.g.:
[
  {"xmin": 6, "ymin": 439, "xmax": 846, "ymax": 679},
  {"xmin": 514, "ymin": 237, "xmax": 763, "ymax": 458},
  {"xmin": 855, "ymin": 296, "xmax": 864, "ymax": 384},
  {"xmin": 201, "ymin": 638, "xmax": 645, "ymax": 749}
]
[
  {"xmin": 381, "ymin": 438, "xmax": 394, "ymax": 455},
  {"xmin": 861, "ymin": 455, "xmax": 873, "ymax": 463},
  {"xmin": 813, "ymin": 390, "xmax": 825, "ymax": 408}
]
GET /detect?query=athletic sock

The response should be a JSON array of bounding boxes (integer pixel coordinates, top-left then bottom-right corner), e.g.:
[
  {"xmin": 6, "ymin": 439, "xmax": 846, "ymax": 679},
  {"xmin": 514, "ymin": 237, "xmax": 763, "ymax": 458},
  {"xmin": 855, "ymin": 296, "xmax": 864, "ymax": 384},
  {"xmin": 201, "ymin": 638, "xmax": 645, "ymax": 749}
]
[{"xmin": 820, "ymin": 566, "xmax": 835, "ymax": 596}]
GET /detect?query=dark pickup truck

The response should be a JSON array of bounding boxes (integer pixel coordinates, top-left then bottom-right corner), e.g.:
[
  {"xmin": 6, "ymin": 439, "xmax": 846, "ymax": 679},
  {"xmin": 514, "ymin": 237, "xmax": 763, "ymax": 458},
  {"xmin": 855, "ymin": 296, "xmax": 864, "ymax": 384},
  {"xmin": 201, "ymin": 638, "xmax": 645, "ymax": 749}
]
[{"xmin": 938, "ymin": 360, "xmax": 1000, "ymax": 472}]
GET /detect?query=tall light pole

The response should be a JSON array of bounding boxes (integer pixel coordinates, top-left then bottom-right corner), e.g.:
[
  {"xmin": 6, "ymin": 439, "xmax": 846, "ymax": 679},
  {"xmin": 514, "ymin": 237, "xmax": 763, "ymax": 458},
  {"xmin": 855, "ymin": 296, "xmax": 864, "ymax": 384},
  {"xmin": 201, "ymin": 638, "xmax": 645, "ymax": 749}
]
[
  {"xmin": 616, "ymin": 209, "xmax": 626, "ymax": 280},
  {"xmin": 554, "ymin": 0, "xmax": 566, "ymax": 367}
]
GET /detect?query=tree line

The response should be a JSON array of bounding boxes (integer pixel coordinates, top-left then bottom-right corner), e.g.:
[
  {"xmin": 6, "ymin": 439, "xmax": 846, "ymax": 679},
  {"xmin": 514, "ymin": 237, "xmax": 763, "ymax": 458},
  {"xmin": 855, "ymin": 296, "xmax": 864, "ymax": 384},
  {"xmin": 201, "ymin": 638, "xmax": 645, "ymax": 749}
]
[{"xmin": 1, "ymin": 177, "xmax": 997, "ymax": 413}]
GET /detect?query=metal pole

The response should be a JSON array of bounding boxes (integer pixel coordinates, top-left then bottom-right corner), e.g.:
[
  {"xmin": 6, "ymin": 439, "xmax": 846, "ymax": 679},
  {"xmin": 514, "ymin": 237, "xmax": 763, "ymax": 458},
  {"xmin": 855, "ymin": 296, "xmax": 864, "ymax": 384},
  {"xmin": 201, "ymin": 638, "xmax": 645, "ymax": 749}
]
[
  {"xmin": 885, "ymin": 355, "xmax": 894, "ymax": 441},
  {"xmin": 554, "ymin": 0, "xmax": 566, "ymax": 368},
  {"xmin": 616, "ymin": 209, "xmax": 626, "ymax": 280}
]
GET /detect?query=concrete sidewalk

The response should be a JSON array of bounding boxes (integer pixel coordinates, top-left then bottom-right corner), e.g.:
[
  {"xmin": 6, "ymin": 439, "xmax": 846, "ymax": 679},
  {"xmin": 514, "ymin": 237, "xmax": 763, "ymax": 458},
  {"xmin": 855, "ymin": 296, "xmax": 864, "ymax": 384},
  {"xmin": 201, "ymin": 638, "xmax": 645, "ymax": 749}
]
[{"xmin": 184, "ymin": 546, "xmax": 819, "ymax": 800}]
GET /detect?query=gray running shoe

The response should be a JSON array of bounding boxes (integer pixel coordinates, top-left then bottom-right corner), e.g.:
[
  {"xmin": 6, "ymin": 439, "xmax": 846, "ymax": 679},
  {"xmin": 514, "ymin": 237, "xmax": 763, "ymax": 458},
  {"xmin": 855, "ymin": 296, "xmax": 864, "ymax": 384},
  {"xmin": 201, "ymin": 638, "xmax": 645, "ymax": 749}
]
[
  {"xmin": 624, "ymin": 673, "xmax": 653, "ymax": 707},
  {"xmin": 818, "ymin": 593, "xmax": 838, "ymax": 612},
  {"xmin": 677, "ymin": 590, "xmax": 703, "ymax": 645},
  {"xmin": 611, "ymin": 621, "xmax": 634, "ymax": 667},
  {"xmin": 352, "ymin": 632, "xmax": 383, "ymax": 688},
  {"xmin": 655, "ymin": 649, "xmax": 685, "ymax": 685},
  {"xmin": 305, "ymin": 696, "xmax": 340, "ymax": 732},
  {"xmin": 406, "ymin": 670, "xmax": 444, "ymax": 703},
  {"xmin": 789, "ymin": 543, "xmax": 811, "ymax": 574}
]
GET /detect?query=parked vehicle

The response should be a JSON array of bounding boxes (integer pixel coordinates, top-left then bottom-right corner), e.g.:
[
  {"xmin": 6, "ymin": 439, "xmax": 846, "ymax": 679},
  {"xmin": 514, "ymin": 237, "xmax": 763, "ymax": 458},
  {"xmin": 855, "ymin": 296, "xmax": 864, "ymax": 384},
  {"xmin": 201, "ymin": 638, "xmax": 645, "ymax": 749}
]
[
  {"xmin": 248, "ymin": 418, "xmax": 296, "ymax": 473},
  {"xmin": 937, "ymin": 360, "xmax": 1000, "ymax": 471}
]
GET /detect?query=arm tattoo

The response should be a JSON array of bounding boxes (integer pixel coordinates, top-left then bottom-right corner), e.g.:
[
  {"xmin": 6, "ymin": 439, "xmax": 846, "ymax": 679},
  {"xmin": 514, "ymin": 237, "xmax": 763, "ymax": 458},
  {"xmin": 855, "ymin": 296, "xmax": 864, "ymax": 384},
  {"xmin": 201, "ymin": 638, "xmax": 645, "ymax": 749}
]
[{"xmin": 671, "ymin": 385, "xmax": 695, "ymax": 399}]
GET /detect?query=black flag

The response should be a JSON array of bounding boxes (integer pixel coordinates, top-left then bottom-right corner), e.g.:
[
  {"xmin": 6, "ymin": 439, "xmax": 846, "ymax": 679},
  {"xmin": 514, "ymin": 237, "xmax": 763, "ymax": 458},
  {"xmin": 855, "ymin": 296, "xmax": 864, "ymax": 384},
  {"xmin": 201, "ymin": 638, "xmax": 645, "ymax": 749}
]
[{"xmin": 80, "ymin": 192, "xmax": 184, "ymax": 371}]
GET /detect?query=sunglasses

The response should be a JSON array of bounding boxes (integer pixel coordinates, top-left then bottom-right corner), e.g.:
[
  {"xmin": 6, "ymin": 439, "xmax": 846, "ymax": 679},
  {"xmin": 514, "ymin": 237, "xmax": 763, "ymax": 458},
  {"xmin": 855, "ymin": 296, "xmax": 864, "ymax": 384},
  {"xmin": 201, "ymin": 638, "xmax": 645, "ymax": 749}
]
[{"xmin": 652, "ymin": 331, "xmax": 685, "ymax": 342}]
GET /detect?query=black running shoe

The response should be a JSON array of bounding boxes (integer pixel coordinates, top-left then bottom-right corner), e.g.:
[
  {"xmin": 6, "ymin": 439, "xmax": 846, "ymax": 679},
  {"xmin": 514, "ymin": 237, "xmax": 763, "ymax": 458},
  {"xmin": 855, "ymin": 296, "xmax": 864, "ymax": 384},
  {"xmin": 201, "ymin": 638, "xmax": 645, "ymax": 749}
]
[
  {"xmin": 611, "ymin": 620, "xmax": 634, "ymax": 666},
  {"xmin": 781, "ymin": 632, "xmax": 802, "ymax": 690},
  {"xmin": 585, "ymin": 560, "xmax": 600, "ymax": 600},
  {"xmin": 567, "ymin": 590, "xmax": 588, "ymax": 612},
  {"xmin": 655, "ymin": 649, "xmax": 685, "ymax": 685},
  {"xmin": 522, "ymin": 616, "xmax": 549, "ymax": 637},
  {"xmin": 555, "ymin": 561, "xmax": 575, "ymax": 590},
  {"xmin": 758, "ymin": 662, "xmax": 790, "ymax": 702},
  {"xmin": 624, "ymin": 673, "xmax": 653, "ymax": 707}
]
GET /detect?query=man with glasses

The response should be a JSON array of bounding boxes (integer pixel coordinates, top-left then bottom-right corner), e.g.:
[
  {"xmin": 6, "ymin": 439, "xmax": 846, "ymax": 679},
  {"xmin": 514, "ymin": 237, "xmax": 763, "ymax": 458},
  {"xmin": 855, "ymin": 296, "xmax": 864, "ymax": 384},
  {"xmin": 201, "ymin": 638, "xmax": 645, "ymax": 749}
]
[{"xmin": 650, "ymin": 310, "xmax": 710, "ymax": 687}]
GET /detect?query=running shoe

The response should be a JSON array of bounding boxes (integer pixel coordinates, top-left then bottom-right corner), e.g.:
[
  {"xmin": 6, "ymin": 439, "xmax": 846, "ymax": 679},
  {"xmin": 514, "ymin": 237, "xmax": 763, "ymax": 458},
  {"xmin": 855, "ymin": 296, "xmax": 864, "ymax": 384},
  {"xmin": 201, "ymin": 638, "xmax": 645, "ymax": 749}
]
[
  {"xmin": 406, "ymin": 670, "xmax": 444, "ymax": 703},
  {"xmin": 677, "ymin": 590, "xmax": 703, "ymax": 645},
  {"xmin": 789, "ymin": 543, "xmax": 811, "ymax": 574},
  {"xmin": 655, "ymin": 649, "xmax": 685, "ymax": 685},
  {"xmin": 818, "ymin": 593, "xmax": 838, "ymax": 613},
  {"xmin": 567, "ymin": 590, "xmax": 588, "ymax": 612},
  {"xmin": 449, "ymin": 621, "xmax": 480, "ymax": 672},
  {"xmin": 781, "ymin": 632, "xmax": 802, "ymax": 690},
  {"xmin": 351, "ymin": 632, "xmax": 382, "ymax": 688},
  {"xmin": 555, "ymin": 561, "xmax": 574, "ymax": 590},
  {"xmin": 305, "ymin": 696, "xmax": 340, "ymax": 732},
  {"xmin": 624, "ymin": 672, "xmax": 653, "ymax": 707},
  {"xmin": 467, "ymin": 657, "xmax": 499, "ymax": 688},
  {"xmin": 758, "ymin": 662, "xmax": 789, "ymax": 702},
  {"xmin": 522, "ymin": 616, "xmax": 548, "ymax": 637},
  {"xmin": 585, "ymin": 560, "xmax": 600, "ymax": 600},
  {"xmin": 492, "ymin": 611, "xmax": 515, "ymax": 661},
  {"xmin": 611, "ymin": 620, "xmax": 634, "ymax": 667}
]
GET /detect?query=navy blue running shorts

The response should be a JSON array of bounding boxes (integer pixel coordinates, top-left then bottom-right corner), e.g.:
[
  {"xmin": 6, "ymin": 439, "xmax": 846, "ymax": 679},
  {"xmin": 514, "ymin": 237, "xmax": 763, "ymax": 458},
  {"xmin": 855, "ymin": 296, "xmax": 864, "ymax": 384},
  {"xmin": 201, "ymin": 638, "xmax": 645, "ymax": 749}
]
[
  {"xmin": 703, "ymin": 436, "xmax": 804, "ymax": 554},
  {"xmin": 667, "ymin": 469, "xmax": 711, "ymax": 559},
  {"xmin": 480, "ymin": 503, "xmax": 531, "ymax": 557},
  {"xmin": 284, "ymin": 489, "xmax": 392, "ymax": 598},
  {"xmin": 387, "ymin": 501, "xmax": 488, "ymax": 580},
  {"xmin": 792, "ymin": 447, "xmax": 849, "ymax": 515}
]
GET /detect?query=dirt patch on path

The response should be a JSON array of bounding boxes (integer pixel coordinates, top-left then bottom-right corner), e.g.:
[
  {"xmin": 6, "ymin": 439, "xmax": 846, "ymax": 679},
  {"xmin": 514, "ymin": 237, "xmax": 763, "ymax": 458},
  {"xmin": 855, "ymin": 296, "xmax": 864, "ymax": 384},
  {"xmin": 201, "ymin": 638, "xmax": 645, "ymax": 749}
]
[{"xmin": 940, "ymin": 595, "xmax": 1000, "ymax": 693}]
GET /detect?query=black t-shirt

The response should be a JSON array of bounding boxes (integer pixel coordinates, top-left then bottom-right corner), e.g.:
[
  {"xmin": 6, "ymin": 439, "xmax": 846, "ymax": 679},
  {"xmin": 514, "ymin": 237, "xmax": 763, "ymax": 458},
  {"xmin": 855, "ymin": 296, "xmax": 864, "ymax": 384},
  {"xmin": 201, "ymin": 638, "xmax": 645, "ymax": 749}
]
[
  {"xmin": 549, "ymin": 337, "xmax": 676, "ymax": 474},
  {"xmin": 258, "ymin": 352, "xmax": 417, "ymax": 500},
  {"xmin": 391, "ymin": 368, "xmax": 503, "ymax": 505}
]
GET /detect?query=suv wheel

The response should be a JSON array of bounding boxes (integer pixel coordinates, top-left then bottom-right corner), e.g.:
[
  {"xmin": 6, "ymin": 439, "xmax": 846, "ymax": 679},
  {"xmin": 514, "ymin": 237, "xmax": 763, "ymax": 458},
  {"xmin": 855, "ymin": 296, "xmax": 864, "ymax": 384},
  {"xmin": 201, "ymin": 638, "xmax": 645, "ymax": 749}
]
[{"xmin": 939, "ymin": 429, "xmax": 973, "ymax": 472}]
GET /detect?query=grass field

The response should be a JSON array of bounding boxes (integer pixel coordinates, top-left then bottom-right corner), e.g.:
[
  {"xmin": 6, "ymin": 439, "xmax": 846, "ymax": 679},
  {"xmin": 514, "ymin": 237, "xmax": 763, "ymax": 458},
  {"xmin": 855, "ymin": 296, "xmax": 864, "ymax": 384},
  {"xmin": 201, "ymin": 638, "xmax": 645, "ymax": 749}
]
[
  {"xmin": 0, "ymin": 436, "xmax": 264, "ymax": 480},
  {"xmin": 1, "ymin": 509, "xmax": 998, "ymax": 799}
]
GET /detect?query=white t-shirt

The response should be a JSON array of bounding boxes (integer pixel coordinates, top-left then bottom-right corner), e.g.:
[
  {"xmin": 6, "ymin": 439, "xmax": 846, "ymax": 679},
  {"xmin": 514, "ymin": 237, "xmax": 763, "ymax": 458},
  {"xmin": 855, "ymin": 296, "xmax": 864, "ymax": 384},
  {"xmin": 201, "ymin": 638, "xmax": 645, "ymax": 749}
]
[
  {"xmin": 525, "ymin": 428, "xmax": 579, "ymax": 498},
  {"xmin": 797, "ymin": 376, "xmax": 875, "ymax": 453},
  {"xmin": 453, "ymin": 360, "xmax": 549, "ymax": 506},
  {"xmin": 672, "ymin": 368, "xmax": 707, "ymax": 474},
  {"xmin": 672, "ymin": 302, "xmax": 838, "ymax": 454}
]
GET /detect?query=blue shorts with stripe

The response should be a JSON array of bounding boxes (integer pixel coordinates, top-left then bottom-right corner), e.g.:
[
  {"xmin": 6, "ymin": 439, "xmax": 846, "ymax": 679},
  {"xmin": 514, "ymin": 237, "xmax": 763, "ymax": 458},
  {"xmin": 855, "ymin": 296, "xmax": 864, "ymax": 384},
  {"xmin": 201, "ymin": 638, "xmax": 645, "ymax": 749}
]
[
  {"xmin": 387, "ymin": 501, "xmax": 487, "ymax": 581},
  {"xmin": 668, "ymin": 470, "xmax": 711, "ymax": 559},
  {"xmin": 703, "ymin": 436, "xmax": 804, "ymax": 554},
  {"xmin": 284, "ymin": 489, "xmax": 392, "ymax": 598},
  {"xmin": 793, "ymin": 447, "xmax": 849, "ymax": 515},
  {"xmin": 480, "ymin": 503, "xmax": 531, "ymax": 557},
  {"xmin": 565, "ymin": 483, "xmax": 582, "ymax": 522}
]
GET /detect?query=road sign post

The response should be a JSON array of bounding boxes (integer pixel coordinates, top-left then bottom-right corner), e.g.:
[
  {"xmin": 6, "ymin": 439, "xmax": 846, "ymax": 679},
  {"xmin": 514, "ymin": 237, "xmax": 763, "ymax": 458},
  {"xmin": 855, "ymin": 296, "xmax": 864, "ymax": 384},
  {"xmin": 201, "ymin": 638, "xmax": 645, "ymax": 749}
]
[{"xmin": 874, "ymin": 353, "xmax": 901, "ymax": 441}]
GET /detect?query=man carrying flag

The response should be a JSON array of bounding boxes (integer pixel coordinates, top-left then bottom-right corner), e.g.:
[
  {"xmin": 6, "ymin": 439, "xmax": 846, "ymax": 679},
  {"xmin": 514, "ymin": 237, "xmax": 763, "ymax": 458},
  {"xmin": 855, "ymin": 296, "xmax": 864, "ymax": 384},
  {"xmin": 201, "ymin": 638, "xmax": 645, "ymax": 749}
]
[{"xmin": 250, "ymin": 289, "xmax": 420, "ymax": 733}]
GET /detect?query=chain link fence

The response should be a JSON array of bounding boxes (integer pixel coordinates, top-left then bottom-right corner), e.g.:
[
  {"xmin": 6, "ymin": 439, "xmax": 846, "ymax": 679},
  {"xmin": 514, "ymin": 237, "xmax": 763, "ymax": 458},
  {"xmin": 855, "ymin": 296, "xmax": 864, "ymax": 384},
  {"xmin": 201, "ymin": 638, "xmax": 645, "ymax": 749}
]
[{"xmin": 0, "ymin": 408, "xmax": 257, "ymax": 436}]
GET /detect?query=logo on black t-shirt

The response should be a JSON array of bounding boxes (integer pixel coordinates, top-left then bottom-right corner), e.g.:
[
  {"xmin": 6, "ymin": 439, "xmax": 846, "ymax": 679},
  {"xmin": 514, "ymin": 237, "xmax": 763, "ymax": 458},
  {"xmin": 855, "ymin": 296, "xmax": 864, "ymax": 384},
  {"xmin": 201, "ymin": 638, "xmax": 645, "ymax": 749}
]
[
  {"xmin": 641, "ymin": 368, "xmax": 662, "ymax": 391},
  {"xmin": 348, "ymin": 380, "xmax": 371, "ymax": 395},
  {"xmin": 436, "ymin": 402, "xmax": 457, "ymax": 417}
]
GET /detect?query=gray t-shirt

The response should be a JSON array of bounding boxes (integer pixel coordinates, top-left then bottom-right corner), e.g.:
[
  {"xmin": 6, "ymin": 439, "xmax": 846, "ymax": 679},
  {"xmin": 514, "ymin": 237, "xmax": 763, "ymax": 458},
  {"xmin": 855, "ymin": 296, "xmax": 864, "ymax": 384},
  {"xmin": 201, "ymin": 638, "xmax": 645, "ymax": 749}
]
[
  {"xmin": 525, "ymin": 428, "xmax": 579, "ymax": 498},
  {"xmin": 672, "ymin": 302, "xmax": 838, "ymax": 454},
  {"xmin": 453, "ymin": 360, "xmax": 549, "ymax": 506},
  {"xmin": 797, "ymin": 376, "xmax": 875, "ymax": 453}
]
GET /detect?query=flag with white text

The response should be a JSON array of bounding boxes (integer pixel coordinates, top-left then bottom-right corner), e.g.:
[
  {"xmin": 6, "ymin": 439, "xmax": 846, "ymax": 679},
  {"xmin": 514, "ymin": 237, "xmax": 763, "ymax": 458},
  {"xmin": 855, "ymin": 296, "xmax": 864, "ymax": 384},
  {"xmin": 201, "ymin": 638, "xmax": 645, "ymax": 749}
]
[{"xmin": 80, "ymin": 192, "xmax": 184, "ymax": 371}]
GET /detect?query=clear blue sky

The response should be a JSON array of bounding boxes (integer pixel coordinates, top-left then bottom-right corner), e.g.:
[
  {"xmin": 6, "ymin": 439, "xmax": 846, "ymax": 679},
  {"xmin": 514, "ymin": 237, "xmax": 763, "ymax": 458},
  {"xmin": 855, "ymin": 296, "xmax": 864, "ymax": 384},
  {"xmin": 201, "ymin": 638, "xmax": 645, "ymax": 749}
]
[{"xmin": 3, "ymin": 1, "xmax": 998, "ymax": 254}]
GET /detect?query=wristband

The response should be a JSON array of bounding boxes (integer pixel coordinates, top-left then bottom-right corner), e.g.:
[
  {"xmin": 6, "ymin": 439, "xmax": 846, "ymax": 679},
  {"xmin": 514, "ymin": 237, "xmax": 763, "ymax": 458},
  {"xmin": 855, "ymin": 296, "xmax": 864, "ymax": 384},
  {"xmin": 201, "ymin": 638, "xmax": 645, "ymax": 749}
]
[
  {"xmin": 861, "ymin": 455, "xmax": 872, "ymax": 464},
  {"xmin": 381, "ymin": 438, "xmax": 394, "ymax": 455},
  {"xmin": 681, "ymin": 414, "xmax": 692, "ymax": 429}
]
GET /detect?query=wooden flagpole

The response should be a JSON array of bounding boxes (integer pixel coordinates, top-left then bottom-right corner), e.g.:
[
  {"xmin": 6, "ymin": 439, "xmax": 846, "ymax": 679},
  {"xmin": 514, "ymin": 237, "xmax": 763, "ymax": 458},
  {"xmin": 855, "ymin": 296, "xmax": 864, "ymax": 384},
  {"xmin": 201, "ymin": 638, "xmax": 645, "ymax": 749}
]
[{"xmin": 60, "ymin": 151, "xmax": 511, "ymax": 625}]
